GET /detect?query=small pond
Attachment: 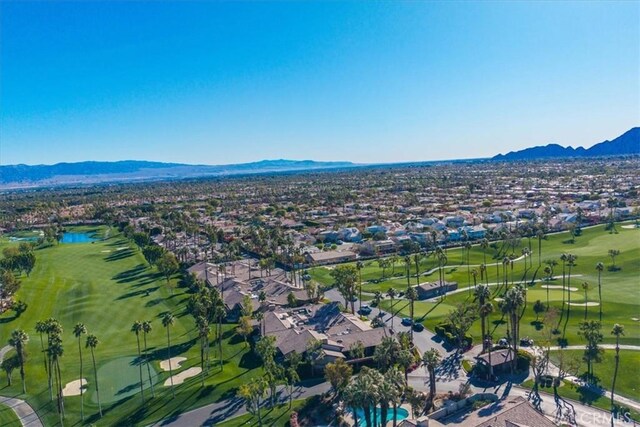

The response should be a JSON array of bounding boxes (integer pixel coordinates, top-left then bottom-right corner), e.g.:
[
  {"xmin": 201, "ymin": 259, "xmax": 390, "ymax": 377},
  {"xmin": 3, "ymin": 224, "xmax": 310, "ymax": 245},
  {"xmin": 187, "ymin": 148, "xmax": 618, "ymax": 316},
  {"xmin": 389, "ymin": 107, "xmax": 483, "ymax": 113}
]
[{"xmin": 61, "ymin": 232, "xmax": 99, "ymax": 244}]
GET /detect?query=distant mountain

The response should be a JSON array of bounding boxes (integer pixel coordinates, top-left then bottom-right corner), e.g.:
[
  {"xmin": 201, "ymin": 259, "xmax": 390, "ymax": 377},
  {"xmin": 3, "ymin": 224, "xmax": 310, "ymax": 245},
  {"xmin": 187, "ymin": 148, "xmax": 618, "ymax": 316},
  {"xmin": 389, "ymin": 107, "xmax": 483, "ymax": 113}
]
[
  {"xmin": 0, "ymin": 159, "xmax": 357, "ymax": 189},
  {"xmin": 492, "ymin": 127, "xmax": 640, "ymax": 161}
]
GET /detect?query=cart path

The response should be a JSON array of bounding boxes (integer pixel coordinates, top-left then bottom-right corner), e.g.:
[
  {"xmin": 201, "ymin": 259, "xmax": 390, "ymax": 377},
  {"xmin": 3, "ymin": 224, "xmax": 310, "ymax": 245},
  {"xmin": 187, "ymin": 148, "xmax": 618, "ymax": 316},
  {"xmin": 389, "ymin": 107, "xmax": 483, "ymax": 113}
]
[{"xmin": 0, "ymin": 345, "xmax": 44, "ymax": 427}]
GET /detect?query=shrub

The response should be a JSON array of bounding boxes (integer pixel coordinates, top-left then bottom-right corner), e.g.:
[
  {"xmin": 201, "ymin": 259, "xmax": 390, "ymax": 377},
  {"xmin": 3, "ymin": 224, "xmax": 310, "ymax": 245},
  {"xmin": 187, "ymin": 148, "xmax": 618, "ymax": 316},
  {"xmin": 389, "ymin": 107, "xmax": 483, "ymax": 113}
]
[
  {"xmin": 516, "ymin": 349, "xmax": 533, "ymax": 371},
  {"xmin": 444, "ymin": 332, "xmax": 455, "ymax": 343}
]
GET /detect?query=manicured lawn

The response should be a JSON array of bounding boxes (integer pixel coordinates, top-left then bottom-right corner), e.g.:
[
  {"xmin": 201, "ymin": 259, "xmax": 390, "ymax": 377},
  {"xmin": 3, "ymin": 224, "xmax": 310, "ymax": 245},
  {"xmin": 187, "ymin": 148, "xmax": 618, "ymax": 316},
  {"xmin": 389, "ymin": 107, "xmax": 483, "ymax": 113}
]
[
  {"xmin": 311, "ymin": 223, "xmax": 640, "ymax": 349},
  {"xmin": 549, "ymin": 349, "xmax": 640, "ymax": 401},
  {"xmin": 0, "ymin": 227, "xmax": 263, "ymax": 426},
  {"xmin": 0, "ymin": 403, "xmax": 22, "ymax": 427}
]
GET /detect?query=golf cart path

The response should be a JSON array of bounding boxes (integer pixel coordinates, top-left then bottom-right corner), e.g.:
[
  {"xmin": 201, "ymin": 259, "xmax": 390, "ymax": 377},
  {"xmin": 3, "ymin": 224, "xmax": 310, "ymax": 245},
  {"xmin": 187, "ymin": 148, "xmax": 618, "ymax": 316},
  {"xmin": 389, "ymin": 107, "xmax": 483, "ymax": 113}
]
[{"xmin": 0, "ymin": 345, "xmax": 44, "ymax": 427}]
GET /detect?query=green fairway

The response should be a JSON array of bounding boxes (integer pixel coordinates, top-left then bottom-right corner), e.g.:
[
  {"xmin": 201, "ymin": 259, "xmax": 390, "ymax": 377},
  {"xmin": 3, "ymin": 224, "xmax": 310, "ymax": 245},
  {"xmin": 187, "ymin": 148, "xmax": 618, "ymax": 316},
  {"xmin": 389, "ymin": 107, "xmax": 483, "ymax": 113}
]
[
  {"xmin": 0, "ymin": 226, "xmax": 263, "ymax": 426},
  {"xmin": 310, "ymin": 223, "xmax": 640, "ymax": 348},
  {"xmin": 0, "ymin": 403, "xmax": 21, "ymax": 427},
  {"xmin": 217, "ymin": 400, "xmax": 305, "ymax": 427},
  {"xmin": 549, "ymin": 349, "xmax": 640, "ymax": 401}
]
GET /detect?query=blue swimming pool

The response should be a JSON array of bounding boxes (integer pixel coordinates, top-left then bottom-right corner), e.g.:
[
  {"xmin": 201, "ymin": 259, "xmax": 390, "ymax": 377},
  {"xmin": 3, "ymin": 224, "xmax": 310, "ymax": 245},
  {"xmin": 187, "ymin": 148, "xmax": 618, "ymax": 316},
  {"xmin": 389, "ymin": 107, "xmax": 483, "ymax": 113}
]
[
  {"xmin": 352, "ymin": 407, "xmax": 409, "ymax": 426},
  {"xmin": 61, "ymin": 232, "xmax": 99, "ymax": 243}
]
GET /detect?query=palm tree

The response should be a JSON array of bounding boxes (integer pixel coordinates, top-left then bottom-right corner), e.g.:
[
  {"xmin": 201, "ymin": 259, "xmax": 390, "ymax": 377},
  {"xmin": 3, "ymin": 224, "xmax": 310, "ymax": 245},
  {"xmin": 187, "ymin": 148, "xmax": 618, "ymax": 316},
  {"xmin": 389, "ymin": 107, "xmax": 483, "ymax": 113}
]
[
  {"xmin": 560, "ymin": 253, "xmax": 568, "ymax": 312},
  {"xmin": 566, "ymin": 254, "xmax": 577, "ymax": 314},
  {"xmin": 536, "ymin": 229, "xmax": 545, "ymax": 267},
  {"xmin": 422, "ymin": 349, "xmax": 441, "ymax": 407},
  {"xmin": 356, "ymin": 261, "xmax": 364, "ymax": 312},
  {"xmin": 162, "ymin": 312, "xmax": 176, "ymax": 397},
  {"xmin": 413, "ymin": 252, "xmax": 422, "ymax": 286},
  {"xmin": 611, "ymin": 323, "xmax": 625, "ymax": 421},
  {"xmin": 406, "ymin": 286, "xmax": 418, "ymax": 342},
  {"xmin": 196, "ymin": 316, "xmax": 210, "ymax": 386},
  {"xmin": 596, "ymin": 262, "xmax": 604, "ymax": 321},
  {"xmin": 404, "ymin": 255, "xmax": 412, "ymax": 288},
  {"xmin": 34, "ymin": 320, "xmax": 48, "ymax": 375},
  {"xmin": 142, "ymin": 320, "xmax": 155, "ymax": 397},
  {"xmin": 384, "ymin": 366, "xmax": 405, "ymax": 427},
  {"xmin": 501, "ymin": 287, "xmax": 525, "ymax": 372},
  {"xmin": 48, "ymin": 336, "xmax": 65, "ymax": 423},
  {"xmin": 386, "ymin": 287, "xmax": 397, "ymax": 328},
  {"xmin": 480, "ymin": 238, "xmax": 489, "ymax": 269},
  {"xmin": 8, "ymin": 329, "xmax": 28, "ymax": 394},
  {"xmin": 473, "ymin": 285, "xmax": 491, "ymax": 350},
  {"xmin": 86, "ymin": 334, "xmax": 102, "ymax": 418},
  {"xmin": 377, "ymin": 378, "xmax": 398, "ymax": 427},
  {"xmin": 73, "ymin": 323, "xmax": 87, "ymax": 419},
  {"xmin": 581, "ymin": 282, "xmax": 589, "ymax": 320},
  {"xmin": 131, "ymin": 321, "xmax": 145, "ymax": 402},
  {"xmin": 470, "ymin": 268, "xmax": 478, "ymax": 295}
]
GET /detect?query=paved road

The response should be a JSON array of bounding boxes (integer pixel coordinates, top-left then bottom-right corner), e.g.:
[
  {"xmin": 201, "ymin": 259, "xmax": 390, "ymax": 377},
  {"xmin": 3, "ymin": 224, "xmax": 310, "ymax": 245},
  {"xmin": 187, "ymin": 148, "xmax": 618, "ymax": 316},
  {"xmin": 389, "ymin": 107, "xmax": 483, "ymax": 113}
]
[
  {"xmin": 151, "ymin": 381, "xmax": 330, "ymax": 427},
  {"xmin": 0, "ymin": 345, "xmax": 44, "ymax": 427}
]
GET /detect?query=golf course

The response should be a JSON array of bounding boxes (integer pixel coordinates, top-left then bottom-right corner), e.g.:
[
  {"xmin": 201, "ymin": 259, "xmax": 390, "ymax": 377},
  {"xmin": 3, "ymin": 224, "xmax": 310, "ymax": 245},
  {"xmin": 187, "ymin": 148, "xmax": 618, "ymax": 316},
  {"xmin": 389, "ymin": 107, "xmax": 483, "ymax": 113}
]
[{"xmin": 0, "ymin": 226, "xmax": 266, "ymax": 426}]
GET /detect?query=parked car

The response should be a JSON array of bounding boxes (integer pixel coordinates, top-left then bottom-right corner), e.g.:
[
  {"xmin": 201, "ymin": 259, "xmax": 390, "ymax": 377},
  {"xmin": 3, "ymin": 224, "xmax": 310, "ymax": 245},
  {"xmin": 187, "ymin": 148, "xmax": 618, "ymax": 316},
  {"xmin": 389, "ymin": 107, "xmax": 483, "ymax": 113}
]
[
  {"xmin": 358, "ymin": 305, "xmax": 372, "ymax": 315},
  {"xmin": 401, "ymin": 318, "xmax": 413, "ymax": 326},
  {"xmin": 498, "ymin": 338, "xmax": 509, "ymax": 346},
  {"xmin": 520, "ymin": 337, "xmax": 534, "ymax": 346},
  {"xmin": 412, "ymin": 323, "xmax": 425, "ymax": 332}
]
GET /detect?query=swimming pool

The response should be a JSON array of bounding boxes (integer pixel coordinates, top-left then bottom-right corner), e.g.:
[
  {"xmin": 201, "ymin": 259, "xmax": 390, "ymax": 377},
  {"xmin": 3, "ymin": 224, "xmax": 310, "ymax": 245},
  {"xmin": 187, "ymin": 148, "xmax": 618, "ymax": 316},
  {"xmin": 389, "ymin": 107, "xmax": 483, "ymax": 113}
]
[{"xmin": 352, "ymin": 406, "xmax": 409, "ymax": 426}]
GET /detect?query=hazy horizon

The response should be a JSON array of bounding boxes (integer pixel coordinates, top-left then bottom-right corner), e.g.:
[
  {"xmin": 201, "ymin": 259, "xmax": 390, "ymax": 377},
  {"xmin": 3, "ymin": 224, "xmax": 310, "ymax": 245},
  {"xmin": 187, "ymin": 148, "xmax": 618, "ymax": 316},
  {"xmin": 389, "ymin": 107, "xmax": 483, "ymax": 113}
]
[{"xmin": 2, "ymin": 1, "xmax": 638, "ymax": 165}]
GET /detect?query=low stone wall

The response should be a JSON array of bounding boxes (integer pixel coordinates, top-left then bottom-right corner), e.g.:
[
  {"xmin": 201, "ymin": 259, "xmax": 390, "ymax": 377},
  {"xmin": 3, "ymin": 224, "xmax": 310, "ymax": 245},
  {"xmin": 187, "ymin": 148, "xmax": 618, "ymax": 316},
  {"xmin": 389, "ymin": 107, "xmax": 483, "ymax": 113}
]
[{"xmin": 429, "ymin": 393, "xmax": 498, "ymax": 421}]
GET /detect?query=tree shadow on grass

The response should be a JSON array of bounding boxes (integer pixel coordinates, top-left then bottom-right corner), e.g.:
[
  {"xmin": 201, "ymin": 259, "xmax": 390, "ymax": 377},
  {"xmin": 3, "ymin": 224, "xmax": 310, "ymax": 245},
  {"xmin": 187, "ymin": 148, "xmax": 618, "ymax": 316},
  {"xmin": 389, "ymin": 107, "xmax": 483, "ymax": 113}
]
[
  {"xmin": 116, "ymin": 287, "xmax": 160, "ymax": 300},
  {"xmin": 112, "ymin": 264, "xmax": 148, "ymax": 283},
  {"xmin": 530, "ymin": 320, "xmax": 544, "ymax": 331},
  {"xmin": 146, "ymin": 338, "xmax": 198, "ymax": 362},
  {"xmin": 105, "ymin": 249, "xmax": 135, "ymax": 262}
]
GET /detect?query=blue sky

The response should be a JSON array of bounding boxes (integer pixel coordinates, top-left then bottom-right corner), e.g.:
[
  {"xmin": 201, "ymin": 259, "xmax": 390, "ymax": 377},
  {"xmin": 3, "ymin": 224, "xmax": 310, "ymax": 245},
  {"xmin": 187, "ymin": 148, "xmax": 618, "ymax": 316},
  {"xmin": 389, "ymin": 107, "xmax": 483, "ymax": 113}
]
[{"xmin": 1, "ymin": 1, "xmax": 638, "ymax": 165}]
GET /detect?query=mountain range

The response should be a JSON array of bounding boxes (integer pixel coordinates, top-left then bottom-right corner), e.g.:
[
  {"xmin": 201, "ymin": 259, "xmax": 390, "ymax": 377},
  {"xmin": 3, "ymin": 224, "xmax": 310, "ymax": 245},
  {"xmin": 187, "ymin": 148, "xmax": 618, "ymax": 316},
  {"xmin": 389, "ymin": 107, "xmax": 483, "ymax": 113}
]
[
  {"xmin": 0, "ymin": 159, "xmax": 357, "ymax": 189},
  {"xmin": 492, "ymin": 127, "xmax": 639, "ymax": 160},
  {"xmin": 1, "ymin": 127, "xmax": 638, "ymax": 190}
]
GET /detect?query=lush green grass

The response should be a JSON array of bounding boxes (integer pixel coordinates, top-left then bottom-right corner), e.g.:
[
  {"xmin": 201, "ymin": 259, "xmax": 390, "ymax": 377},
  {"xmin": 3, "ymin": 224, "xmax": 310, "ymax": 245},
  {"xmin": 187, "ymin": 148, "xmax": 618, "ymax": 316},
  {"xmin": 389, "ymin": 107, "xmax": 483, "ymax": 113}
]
[
  {"xmin": 311, "ymin": 223, "xmax": 640, "ymax": 348},
  {"xmin": 0, "ymin": 227, "xmax": 263, "ymax": 426},
  {"xmin": 549, "ymin": 350, "xmax": 640, "ymax": 401},
  {"xmin": 218, "ymin": 400, "xmax": 305, "ymax": 427},
  {"xmin": 0, "ymin": 403, "xmax": 22, "ymax": 427}
]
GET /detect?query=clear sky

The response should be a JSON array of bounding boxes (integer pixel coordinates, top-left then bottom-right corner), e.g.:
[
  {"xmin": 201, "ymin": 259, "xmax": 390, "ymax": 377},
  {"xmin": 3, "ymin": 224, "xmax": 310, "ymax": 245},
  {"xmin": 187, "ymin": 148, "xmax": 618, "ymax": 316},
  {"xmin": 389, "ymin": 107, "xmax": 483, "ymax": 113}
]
[{"xmin": 1, "ymin": 1, "xmax": 638, "ymax": 166}]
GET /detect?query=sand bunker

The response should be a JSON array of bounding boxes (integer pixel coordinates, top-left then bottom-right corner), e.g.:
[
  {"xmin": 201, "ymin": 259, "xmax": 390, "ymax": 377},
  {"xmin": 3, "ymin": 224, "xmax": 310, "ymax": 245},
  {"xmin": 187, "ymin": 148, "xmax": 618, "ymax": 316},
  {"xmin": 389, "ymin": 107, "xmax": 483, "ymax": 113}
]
[
  {"xmin": 159, "ymin": 357, "xmax": 186, "ymax": 372},
  {"xmin": 566, "ymin": 302, "xmax": 600, "ymax": 307},
  {"xmin": 493, "ymin": 297, "xmax": 504, "ymax": 302},
  {"xmin": 101, "ymin": 250, "xmax": 111, "ymax": 253},
  {"xmin": 116, "ymin": 247, "xmax": 129, "ymax": 251},
  {"xmin": 62, "ymin": 378, "xmax": 87, "ymax": 396},
  {"xmin": 163, "ymin": 367, "xmax": 202, "ymax": 386},
  {"xmin": 541, "ymin": 285, "xmax": 578, "ymax": 291},
  {"xmin": 621, "ymin": 225, "xmax": 639, "ymax": 229}
]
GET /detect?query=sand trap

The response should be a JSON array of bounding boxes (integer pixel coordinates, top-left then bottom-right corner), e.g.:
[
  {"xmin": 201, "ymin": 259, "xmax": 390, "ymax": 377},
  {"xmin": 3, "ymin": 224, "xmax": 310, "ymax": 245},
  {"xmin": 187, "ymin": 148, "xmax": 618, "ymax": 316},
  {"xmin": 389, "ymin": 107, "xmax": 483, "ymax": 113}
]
[
  {"xmin": 101, "ymin": 250, "xmax": 111, "ymax": 253},
  {"xmin": 116, "ymin": 247, "xmax": 129, "ymax": 251},
  {"xmin": 62, "ymin": 379, "xmax": 87, "ymax": 396},
  {"xmin": 631, "ymin": 318, "xmax": 639, "ymax": 322},
  {"xmin": 566, "ymin": 302, "xmax": 600, "ymax": 307},
  {"xmin": 541, "ymin": 285, "xmax": 578, "ymax": 291},
  {"xmin": 621, "ymin": 225, "xmax": 639, "ymax": 229},
  {"xmin": 159, "ymin": 357, "xmax": 186, "ymax": 372},
  {"xmin": 494, "ymin": 297, "xmax": 504, "ymax": 302},
  {"xmin": 163, "ymin": 367, "xmax": 202, "ymax": 386}
]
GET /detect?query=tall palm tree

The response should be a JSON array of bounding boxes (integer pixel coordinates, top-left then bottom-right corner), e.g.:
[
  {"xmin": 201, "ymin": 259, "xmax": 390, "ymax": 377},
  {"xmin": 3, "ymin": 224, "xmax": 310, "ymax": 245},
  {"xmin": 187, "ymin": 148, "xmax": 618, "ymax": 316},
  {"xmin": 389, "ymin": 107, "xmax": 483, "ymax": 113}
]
[
  {"xmin": 34, "ymin": 320, "xmax": 48, "ymax": 375},
  {"xmin": 131, "ymin": 321, "xmax": 145, "ymax": 402},
  {"xmin": 501, "ymin": 287, "xmax": 525, "ymax": 372},
  {"xmin": 422, "ymin": 349, "xmax": 441, "ymax": 406},
  {"xmin": 377, "ymin": 378, "xmax": 398, "ymax": 427},
  {"xmin": 86, "ymin": 334, "xmax": 102, "ymax": 417},
  {"xmin": 581, "ymin": 282, "xmax": 589, "ymax": 320},
  {"xmin": 356, "ymin": 261, "xmax": 364, "ymax": 312},
  {"xmin": 566, "ymin": 254, "xmax": 577, "ymax": 314},
  {"xmin": 596, "ymin": 262, "xmax": 604, "ymax": 321},
  {"xmin": 403, "ymin": 256, "xmax": 412, "ymax": 288},
  {"xmin": 406, "ymin": 286, "xmax": 418, "ymax": 342},
  {"xmin": 480, "ymin": 238, "xmax": 489, "ymax": 269},
  {"xmin": 536, "ymin": 229, "xmax": 545, "ymax": 267},
  {"xmin": 73, "ymin": 323, "xmax": 87, "ymax": 420},
  {"xmin": 473, "ymin": 285, "xmax": 491, "ymax": 350},
  {"xmin": 162, "ymin": 312, "xmax": 176, "ymax": 397},
  {"xmin": 384, "ymin": 366, "xmax": 405, "ymax": 427},
  {"xmin": 45, "ymin": 318, "xmax": 63, "ymax": 402},
  {"xmin": 142, "ymin": 320, "xmax": 155, "ymax": 397},
  {"xmin": 386, "ymin": 287, "xmax": 397, "ymax": 328},
  {"xmin": 8, "ymin": 329, "xmax": 28, "ymax": 394},
  {"xmin": 48, "ymin": 336, "xmax": 65, "ymax": 423},
  {"xmin": 413, "ymin": 252, "xmax": 422, "ymax": 286},
  {"xmin": 611, "ymin": 323, "xmax": 625, "ymax": 422},
  {"xmin": 196, "ymin": 316, "xmax": 210, "ymax": 386},
  {"xmin": 560, "ymin": 253, "xmax": 568, "ymax": 311}
]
